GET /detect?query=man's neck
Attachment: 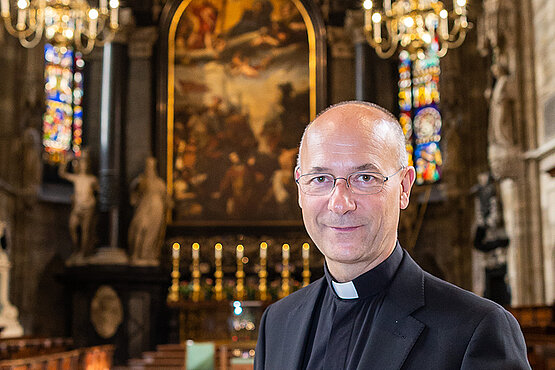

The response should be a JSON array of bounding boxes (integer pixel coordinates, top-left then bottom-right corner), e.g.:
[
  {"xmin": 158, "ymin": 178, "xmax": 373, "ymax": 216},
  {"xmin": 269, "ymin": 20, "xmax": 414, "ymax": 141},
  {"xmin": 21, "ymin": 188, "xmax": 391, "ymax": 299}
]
[{"xmin": 326, "ymin": 242, "xmax": 397, "ymax": 282}]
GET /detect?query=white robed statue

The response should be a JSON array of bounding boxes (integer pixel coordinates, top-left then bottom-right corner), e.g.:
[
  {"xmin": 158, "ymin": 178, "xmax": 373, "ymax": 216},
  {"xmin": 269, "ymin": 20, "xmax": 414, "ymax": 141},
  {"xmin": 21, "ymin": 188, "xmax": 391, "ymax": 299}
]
[{"xmin": 128, "ymin": 157, "xmax": 169, "ymax": 266}]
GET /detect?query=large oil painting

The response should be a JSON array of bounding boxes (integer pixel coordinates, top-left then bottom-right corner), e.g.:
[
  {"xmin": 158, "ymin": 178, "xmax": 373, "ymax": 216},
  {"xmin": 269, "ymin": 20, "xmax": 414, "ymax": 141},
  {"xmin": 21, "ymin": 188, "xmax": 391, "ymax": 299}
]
[{"xmin": 165, "ymin": 0, "xmax": 321, "ymax": 225}]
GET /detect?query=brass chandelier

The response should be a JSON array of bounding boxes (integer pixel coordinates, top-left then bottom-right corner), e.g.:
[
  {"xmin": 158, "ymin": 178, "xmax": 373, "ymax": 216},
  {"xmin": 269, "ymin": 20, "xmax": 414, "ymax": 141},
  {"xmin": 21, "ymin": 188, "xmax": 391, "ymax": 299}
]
[
  {"xmin": 0, "ymin": 0, "xmax": 119, "ymax": 53},
  {"xmin": 363, "ymin": 0, "xmax": 469, "ymax": 59}
]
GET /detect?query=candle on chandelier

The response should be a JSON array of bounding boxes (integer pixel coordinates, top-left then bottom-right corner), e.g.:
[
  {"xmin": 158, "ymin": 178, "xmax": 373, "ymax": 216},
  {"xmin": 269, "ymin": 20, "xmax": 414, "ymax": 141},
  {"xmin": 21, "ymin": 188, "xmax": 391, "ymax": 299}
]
[
  {"xmin": 1, "ymin": 0, "xmax": 9, "ymax": 15},
  {"xmin": 237, "ymin": 244, "xmax": 244, "ymax": 259},
  {"xmin": 384, "ymin": 0, "xmax": 391, "ymax": 13},
  {"xmin": 109, "ymin": 0, "xmax": 118, "ymax": 27},
  {"xmin": 260, "ymin": 242, "xmax": 267, "ymax": 259},
  {"xmin": 372, "ymin": 13, "xmax": 382, "ymax": 42},
  {"xmin": 88, "ymin": 10, "xmax": 98, "ymax": 37}
]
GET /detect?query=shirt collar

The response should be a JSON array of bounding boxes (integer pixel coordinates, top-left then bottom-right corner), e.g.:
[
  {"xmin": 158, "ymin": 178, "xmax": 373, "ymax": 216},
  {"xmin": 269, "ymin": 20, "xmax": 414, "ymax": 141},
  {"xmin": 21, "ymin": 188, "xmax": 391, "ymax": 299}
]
[{"xmin": 324, "ymin": 242, "xmax": 403, "ymax": 300}]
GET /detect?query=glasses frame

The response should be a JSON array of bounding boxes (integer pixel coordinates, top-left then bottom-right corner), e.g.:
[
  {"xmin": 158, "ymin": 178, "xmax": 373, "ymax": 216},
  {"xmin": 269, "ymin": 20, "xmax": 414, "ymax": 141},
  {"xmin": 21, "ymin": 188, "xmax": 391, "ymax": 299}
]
[{"xmin": 295, "ymin": 166, "xmax": 405, "ymax": 196}]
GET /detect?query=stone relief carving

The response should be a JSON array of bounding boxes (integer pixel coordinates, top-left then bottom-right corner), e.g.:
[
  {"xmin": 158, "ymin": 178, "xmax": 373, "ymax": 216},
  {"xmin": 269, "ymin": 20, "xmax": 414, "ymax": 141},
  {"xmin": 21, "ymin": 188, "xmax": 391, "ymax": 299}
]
[
  {"xmin": 90, "ymin": 285, "xmax": 123, "ymax": 339},
  {"xmin": 478, "ymin": 0, "xmax": 521, "ymax": 179}
]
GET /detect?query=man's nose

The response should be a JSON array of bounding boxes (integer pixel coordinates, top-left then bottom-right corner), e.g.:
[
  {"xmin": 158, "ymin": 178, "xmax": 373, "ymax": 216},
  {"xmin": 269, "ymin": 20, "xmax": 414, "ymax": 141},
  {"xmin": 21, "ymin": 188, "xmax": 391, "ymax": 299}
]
[{"xmin": 328, "ymin": 179, "xmax": 356, "ymax": 214}]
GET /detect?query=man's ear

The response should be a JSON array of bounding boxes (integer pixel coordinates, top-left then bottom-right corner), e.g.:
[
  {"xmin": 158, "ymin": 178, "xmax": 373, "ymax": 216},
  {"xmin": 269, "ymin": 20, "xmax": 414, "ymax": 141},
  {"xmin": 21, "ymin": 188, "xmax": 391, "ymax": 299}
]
[
  {"xmin": 400, "ymin": 166, "xmax": 416, "ymax": 210},
  {"xmin": 294, "ymin": 166, "xmax": 302, "ymax": 209}
]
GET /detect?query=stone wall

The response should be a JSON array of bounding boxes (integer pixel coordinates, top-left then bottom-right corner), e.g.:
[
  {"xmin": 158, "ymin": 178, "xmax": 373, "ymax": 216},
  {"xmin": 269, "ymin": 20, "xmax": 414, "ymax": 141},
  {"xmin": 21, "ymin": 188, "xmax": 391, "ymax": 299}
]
[{"xmin": 531, "ymin": 0, "xmax": 555, "ymax": 304}]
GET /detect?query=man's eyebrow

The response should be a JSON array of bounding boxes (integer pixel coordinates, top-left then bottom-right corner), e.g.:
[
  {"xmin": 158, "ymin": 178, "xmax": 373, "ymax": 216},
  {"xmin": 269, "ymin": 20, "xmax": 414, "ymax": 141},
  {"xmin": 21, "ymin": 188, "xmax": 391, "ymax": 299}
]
[
  {"xmin": 354, "ymin": 163, "xmax": 381, "ymax": 172},
  {"xmin": 306, "ymin": 164, "xmax": 382, "ymax": 173}
]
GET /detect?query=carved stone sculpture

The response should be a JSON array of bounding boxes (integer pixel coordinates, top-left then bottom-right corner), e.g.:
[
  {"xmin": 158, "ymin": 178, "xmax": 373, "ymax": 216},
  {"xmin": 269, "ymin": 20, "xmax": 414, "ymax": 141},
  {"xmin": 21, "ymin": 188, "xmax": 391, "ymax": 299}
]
[
  {"xmin": 59, "ymin": 153, "xmax": 99, "ymax": 265},
  {"xmin": 128, "ymin": 157, "xmax": 169, "ymax": 266}
]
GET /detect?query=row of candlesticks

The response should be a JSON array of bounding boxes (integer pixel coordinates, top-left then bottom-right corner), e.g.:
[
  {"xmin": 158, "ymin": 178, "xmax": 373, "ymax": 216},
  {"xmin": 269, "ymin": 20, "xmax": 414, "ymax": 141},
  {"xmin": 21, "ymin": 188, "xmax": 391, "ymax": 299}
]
[{"xmin": 167, "ymin": 242, "xmax": 312, "ymax": 303}]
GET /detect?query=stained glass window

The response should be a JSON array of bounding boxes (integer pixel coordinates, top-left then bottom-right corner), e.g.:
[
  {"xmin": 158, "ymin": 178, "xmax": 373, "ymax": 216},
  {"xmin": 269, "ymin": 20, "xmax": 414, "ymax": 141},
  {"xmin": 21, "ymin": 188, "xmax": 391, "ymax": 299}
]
[
  {"xmin": 398, "ymin": 40, "xmax": 443, "ymax": 185},
  {"xmin": 42, "ymin": 44, "xmax": 85, "ymax": 163}
]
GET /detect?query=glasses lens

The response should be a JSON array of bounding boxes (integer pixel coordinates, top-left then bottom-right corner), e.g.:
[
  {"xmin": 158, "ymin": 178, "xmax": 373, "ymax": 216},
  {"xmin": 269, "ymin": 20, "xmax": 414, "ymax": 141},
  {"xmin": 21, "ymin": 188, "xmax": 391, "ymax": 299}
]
[
  {"xmin": 348, "ymin": 172, "xmax": 385, "ymax": 194},
  {"xmin": 298, "ymin": 174, "xmax": 334, "ymax": 195}
]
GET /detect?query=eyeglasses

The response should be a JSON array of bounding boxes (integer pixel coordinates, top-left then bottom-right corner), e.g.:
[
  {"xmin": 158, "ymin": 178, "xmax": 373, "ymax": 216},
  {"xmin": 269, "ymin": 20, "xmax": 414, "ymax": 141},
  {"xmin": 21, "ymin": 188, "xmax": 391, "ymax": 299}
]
[{"xmin": 295, "ymin": 167, "xmax": 405, "ymax": 196}]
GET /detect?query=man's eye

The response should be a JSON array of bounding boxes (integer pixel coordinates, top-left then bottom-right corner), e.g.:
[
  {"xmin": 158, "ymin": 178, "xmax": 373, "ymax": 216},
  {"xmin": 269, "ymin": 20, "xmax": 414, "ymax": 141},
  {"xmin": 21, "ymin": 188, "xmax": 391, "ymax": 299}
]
[
  {"xmin": 354, "ymin": 173, "xmax": 377, "ymax": 183},
  {"xmin": 308, "ymin": 175, "xmax": 330, "ymax": 184}
]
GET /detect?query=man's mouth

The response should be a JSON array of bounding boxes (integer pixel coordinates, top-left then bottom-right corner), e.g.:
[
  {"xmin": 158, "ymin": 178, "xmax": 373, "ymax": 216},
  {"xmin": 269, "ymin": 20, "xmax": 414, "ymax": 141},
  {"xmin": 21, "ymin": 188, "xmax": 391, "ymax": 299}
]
[{"xmin": 329, "ymin": 225, "xmax": 361, "ymax": 232}]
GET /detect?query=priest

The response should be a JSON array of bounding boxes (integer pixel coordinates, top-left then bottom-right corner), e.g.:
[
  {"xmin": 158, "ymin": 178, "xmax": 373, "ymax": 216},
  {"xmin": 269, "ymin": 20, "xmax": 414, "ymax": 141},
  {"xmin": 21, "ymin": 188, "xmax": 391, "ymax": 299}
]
[{"xmin": 254, "ymin": 101, "xmax": 529, "ymax": 369}]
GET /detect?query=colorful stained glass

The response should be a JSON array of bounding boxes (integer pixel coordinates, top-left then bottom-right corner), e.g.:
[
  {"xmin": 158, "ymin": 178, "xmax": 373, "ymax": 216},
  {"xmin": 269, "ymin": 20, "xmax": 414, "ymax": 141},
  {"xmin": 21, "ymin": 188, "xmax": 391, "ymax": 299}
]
[
  {"xmin": 42, "ymin": 44, "xmax": 84, "ymax": 163},
  {"xmin": 398, "ymin": 50, "xmax": 413, "ymax": 166},
  {"xmin": 398, "ymin": 40, "xmax": 442, "ymax": 185}
]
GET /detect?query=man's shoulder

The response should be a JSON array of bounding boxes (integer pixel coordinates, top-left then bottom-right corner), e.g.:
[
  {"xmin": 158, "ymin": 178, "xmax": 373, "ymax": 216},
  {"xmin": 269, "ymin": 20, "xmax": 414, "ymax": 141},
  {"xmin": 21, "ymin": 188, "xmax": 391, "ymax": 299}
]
[{"xmin": 420, "ymin": 271, "xmax": 512, "ymax": 323}]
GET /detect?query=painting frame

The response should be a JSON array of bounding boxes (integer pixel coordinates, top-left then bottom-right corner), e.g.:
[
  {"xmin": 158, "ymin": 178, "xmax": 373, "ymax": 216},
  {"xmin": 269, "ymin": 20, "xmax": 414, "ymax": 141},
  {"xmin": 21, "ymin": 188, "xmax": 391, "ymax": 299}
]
[{"xmin": 157, "ymin": 0, "xmax": 327, "ymax": 227}]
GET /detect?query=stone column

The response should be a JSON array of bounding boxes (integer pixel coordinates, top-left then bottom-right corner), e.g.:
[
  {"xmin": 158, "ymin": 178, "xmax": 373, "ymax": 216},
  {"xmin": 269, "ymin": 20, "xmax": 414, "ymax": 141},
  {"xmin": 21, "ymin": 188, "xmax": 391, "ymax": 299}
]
[{"xmin": 89, "ymin": 41, "xmax": 128, "ymax": 264}]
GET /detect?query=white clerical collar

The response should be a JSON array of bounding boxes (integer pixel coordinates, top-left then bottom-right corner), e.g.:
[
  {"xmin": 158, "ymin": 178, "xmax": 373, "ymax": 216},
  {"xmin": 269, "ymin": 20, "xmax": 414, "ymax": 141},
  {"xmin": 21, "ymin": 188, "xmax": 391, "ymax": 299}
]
[{"xmin": 331, "ymin": 280, "xmax": 359, "ymax": 299}]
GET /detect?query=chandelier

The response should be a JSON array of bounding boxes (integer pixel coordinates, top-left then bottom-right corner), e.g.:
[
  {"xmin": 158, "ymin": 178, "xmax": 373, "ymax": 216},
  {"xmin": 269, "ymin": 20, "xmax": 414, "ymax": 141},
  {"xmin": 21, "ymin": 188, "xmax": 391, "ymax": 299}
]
[
  {"xmin": 362, "ymin": 0, "xmax": 468, "ymax": 59},
  {"xmin": 0, "ymin": 0, "xmax": 119, "ymax": 53}
]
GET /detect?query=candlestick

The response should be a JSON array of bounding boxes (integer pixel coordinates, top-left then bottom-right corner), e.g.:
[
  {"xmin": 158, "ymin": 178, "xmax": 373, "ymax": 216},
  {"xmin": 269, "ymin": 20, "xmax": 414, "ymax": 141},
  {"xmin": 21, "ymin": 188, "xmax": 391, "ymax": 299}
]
[
  {"xmin": 167, "ymin": 243, "xmax": 181, "ymax": 303},
  {"xmin": 172, "ymin": 242, "xmax": 180, "ymax": 259},
  {"xmin": 282, "ymin": 243, "xmax": 290, "ymax": 259},
  {"xmin": 236, "ymin": 244, "xmax": 245, "ymax": 300},
  {"xmin": 192, "ymin": 243, "xmax": 201, "ymax": 302},
  {"xmin": 214, "ymin": 243, "xmax": 223, "ymax": 301},
  {"xmin": 280, "ymin": 244, "xmax": 290, "ymax": 298},
  {"xmin": 302, "ymin": 243, "xmax": 311, "ymax": 287},
  {"xmin": 259, "ymin": 242, "xmax": 268, "ymax": 301},
  {"xmin": 260, "ymin": 241, "xmax": 267, "ymax": 259}
]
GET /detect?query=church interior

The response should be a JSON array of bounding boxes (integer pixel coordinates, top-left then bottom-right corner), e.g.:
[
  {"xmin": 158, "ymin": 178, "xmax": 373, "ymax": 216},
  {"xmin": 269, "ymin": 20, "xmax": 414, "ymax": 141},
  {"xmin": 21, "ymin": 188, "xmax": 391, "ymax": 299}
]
[{"xmin": 0, "ymin": 0, "xmax": 553, "ymax": 368}]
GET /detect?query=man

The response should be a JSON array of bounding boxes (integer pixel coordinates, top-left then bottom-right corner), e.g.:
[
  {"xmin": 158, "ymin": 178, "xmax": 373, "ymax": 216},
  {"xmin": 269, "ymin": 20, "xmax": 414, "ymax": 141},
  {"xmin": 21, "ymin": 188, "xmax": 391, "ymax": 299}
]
[{"xmin": 254, "ymin": 101, "xmax": 529, "ymax": 369}]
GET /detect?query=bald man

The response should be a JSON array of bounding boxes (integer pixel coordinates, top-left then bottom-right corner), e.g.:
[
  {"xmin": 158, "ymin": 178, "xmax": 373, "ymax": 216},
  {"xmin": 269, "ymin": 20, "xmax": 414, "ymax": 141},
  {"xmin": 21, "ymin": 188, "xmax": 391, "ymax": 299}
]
[{"xmin": 254, "ymin": 101, "xmax": 529, "ymax": 370}]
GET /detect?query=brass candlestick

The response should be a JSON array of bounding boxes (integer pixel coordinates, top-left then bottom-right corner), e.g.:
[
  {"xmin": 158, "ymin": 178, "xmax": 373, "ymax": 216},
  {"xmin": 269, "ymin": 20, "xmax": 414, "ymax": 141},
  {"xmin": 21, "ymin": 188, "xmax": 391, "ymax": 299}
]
[
  {"xmin": 280, "ymin": 243, "xmax": 290, "ymax": 298},
  {"xmin": 236, "ymin": 244, "xmax": 245, "ymax": 300},
  {"xmin": 192, "ymin": 242, "xmax": 201, "ymax": 302},
  {"xmin": 258, "ymin": 242, "xmax": 268, "ymax": 301},
  {"xmin": 214, "ymin": 243, "xmax": 223, "ymax": 301},
  {"xmin": 302, "ymin": 242, "xmax": 311, "ymax": 287},
  {"xmin": 167, "ymin": 242, "xmax": 181, "ymax": 303}
]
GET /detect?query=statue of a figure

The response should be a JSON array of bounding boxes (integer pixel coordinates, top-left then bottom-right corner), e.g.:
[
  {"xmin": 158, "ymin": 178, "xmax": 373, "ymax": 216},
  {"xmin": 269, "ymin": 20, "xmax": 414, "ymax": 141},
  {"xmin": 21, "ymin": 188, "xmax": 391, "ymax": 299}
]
[
  {"xmin": 59, "ymin": 154, "xmax": 99, "ymax": 264},
  {"xmin": 471, "ymin": 172, "xmax": 511, "ymax": 305},
  {"xmin": 128, "ymin": 157, "xmax": 169, "ymax": 266}
]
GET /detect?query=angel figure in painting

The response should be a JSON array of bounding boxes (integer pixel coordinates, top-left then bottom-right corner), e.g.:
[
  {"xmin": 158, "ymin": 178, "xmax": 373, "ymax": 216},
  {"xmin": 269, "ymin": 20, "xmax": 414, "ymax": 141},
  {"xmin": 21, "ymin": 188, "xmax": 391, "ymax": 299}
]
[
  {"xmin": 128, "ymin": 157, "xmax": 169, "ymax": 266},
  {"xmin": 59, "ymin": 152, "xmax": 99, "ymax": 265}
]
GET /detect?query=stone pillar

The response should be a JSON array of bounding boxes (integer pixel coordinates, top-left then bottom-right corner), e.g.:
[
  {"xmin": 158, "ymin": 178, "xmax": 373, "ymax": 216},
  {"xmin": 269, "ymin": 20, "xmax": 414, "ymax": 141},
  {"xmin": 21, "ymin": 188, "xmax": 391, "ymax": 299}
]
[
  {"xmin": 126, "ymin": 27, "xmax": 157, "ymax": 186},
  {"xmin": 89, "ymin": 41, "xmax": 128, "ymax": 264}
]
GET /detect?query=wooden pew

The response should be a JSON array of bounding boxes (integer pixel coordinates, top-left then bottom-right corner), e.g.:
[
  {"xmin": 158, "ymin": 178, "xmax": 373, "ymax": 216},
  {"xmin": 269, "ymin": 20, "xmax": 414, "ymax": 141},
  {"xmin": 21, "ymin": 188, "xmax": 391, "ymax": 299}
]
[
  {"xmin": 0, "ymin": 344, "xmax": 113, "ymax": 370},
  {"xmin": 508, "ymin": 305, "xmax": 555, "ymax": 370}
]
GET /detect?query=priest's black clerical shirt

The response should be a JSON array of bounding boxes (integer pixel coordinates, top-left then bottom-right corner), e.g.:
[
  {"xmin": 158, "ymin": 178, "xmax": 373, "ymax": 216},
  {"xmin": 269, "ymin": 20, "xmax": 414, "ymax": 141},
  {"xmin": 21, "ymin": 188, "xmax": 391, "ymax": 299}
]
[{"xmin": 302, "ymin": 242, "xmax": 403, "ymax": 370}]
